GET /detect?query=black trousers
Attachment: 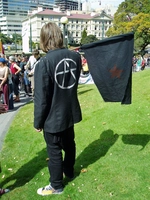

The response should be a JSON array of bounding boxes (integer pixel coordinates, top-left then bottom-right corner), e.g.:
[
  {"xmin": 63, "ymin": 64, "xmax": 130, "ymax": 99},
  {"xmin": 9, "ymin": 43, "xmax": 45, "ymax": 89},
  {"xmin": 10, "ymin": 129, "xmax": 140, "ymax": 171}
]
[
  {"xmin": 12, "ymin": 74, "xmax": 20, "ymax": 96},
  {"xmin": 44, "ymin": 126, "xmax": 76, "ymax": 190}
]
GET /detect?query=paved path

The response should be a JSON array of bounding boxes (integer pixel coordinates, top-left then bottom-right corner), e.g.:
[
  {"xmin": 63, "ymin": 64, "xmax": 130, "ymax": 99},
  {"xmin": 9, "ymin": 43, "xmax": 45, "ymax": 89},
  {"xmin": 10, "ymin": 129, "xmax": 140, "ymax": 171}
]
[{"xmin": 0, "ymin": 92, "xmax": 32, "ymax": 151}]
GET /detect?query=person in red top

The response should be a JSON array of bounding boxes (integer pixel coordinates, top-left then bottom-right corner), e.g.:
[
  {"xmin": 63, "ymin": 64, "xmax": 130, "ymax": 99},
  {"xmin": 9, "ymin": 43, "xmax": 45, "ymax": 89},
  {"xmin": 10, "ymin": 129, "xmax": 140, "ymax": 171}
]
[{"xmin": 9, "ymin": 56, "xmax": 21, "ymax": 102}]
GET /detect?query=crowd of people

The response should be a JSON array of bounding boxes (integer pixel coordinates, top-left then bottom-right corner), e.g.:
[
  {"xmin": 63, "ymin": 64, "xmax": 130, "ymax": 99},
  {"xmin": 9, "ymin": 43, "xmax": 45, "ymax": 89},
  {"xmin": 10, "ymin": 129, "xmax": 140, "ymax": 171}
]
[
  {"xmin": 0, "ymin": 49, "xmax": 40, "ymax": 196},
  {"xmin": 0, "ymin": 49, "xmax": 40, "ymax": 112},
  {"xmin": 132, "ymin": 54, "xmax": 150, "ymax": 72},
  {"xmin": 0, "ymin": 47, "xmax": 91, "ymax": 113}
]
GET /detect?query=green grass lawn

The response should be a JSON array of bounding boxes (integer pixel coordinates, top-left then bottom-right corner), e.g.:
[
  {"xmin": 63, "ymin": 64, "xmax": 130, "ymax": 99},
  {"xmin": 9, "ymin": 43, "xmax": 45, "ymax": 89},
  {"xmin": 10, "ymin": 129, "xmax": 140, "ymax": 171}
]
[{"xmin": 0, "ymin": 69, "xmax": 150, "ymax": 200}]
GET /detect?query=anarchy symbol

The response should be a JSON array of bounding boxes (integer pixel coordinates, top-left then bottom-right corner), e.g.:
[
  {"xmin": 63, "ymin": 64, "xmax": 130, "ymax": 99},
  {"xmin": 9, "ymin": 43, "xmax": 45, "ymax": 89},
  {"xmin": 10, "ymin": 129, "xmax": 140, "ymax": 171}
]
[{"xmin": 55, "ymin": 58, "xmax": 77, "ymax": 89}]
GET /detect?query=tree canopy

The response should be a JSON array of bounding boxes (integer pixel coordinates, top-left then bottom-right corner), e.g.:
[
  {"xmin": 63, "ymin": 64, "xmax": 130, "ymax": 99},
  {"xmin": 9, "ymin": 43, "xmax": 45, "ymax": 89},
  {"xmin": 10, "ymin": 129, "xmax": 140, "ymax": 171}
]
[
  {"xmin": 0, "ymin": 33, "xmax": 12, "ymax": 44},
  {"xmin": 106, "ymin": 0, "xmax": 150, "ymax": 52},
  {"xmin": 81, "ymin": 29, "xmax": 87, "ymax": 44},
  {"xmin": 0, "ymin": 33, "xmax": 22, "ymax": 45},
  {"xmin": 81, "ymin": 34, "xmax": 99, "ymax": 45}
]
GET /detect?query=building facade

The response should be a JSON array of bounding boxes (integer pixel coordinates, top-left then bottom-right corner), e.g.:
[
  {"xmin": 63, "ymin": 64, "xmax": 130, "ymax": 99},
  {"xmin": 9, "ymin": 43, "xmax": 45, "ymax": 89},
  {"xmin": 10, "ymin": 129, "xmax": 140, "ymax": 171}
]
[
  {"xmin": 0, "ymin": 0, "xmax": 83, "ymax": 36},
  {"xmin": 0, "ymin": 0, "xmax": 54, "ymax": 36},
  {"xmin": 22, "ymin": 9, "xmax": 113, "ymax": 52},
  {"xmin": 55, "ymin": 0, "xmax": 82, "ymax": 11}
]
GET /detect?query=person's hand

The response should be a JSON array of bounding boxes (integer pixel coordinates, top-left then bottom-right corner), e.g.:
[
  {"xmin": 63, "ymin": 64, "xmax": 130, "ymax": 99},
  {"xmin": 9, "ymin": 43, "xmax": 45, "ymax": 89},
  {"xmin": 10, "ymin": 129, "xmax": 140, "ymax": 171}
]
[{"xmin": 35, "ymin": 128, "xmax": 42, "ymax": 132}]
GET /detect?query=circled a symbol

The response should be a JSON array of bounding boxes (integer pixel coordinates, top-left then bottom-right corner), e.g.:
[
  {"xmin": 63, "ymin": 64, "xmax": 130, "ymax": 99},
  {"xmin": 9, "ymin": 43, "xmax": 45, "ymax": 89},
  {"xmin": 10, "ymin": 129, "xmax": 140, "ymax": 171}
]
[{"xmin": 55, "ymin": 58, "xmax": 77, "ymax": 89}]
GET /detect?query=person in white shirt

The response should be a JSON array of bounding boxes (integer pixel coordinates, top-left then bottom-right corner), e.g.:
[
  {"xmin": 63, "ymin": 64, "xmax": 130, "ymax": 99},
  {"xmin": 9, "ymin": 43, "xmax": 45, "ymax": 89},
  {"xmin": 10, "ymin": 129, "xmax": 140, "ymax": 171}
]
[{"xmin": 25, "ymin": 49, "xmax": 40, "ymax": 96}]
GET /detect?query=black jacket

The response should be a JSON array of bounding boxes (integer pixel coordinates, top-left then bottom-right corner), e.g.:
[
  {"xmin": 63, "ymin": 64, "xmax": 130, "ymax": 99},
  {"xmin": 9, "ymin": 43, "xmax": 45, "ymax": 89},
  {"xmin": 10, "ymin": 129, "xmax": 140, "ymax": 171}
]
[{"xmin": 34, "ymin": 48, "xmax": 82, "ymax": 133}]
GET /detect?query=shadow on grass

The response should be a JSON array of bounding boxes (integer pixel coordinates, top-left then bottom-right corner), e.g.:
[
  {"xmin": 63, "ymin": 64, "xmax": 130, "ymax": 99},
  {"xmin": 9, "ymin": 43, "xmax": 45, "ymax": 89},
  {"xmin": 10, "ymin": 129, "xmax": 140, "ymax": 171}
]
[
  {"xmin": 7, "ymin": 98, "xmax": 33, "ymax": 112},
  {"xmin": 75, "ymin": 129, "xmax": 119, "ymax": 177},
  {"xmin": 122, "ymin": 134, "xmax": 150, "ymax": 150},
  {"xmin": 1, "ymin": 148, "xmax": 47, "ymax": 190},
  {"xmin": 12, "ymin": 99, "xmax": 33, "ymax": 111},
  {"xmin": 78, "ymin": 89, "xmax": 93, "ymax": 95}
]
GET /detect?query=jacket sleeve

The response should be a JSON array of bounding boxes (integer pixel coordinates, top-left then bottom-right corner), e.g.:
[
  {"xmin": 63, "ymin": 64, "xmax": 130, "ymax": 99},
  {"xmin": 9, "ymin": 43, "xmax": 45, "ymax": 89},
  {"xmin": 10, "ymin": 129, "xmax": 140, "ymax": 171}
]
[{"xmin": 34, "ymin": 58, "xmax": 53, "ymax": 129}]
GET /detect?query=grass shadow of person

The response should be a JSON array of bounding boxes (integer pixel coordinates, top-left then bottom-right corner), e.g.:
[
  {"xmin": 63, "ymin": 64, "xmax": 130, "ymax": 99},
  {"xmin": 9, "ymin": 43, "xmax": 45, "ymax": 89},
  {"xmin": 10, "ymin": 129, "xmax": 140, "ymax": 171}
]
[
  {"xmin": 122, "ymin": 134, "xmax": 150, "ymax": 150},
  {"xmin": 0, "ymin": 148, "xmax": 47, "ymax": 190},
  {"xmin": 78, "ymin": 89, "xmax": 93, "ymax": 95},
  {"xmin": 74, "ymin": 129, "xmax": 119, "ymax": 178},
  {"xmin": 12, "ymin": 99, "xmax": 33, "ymax": 111}
]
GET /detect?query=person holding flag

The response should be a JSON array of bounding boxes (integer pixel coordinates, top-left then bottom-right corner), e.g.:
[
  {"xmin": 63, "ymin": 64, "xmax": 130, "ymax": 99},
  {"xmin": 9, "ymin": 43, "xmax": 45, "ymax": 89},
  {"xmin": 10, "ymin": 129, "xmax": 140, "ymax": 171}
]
[{"xmin": 34, "ymin": 22, "xmax": 82, "ymax": 196}]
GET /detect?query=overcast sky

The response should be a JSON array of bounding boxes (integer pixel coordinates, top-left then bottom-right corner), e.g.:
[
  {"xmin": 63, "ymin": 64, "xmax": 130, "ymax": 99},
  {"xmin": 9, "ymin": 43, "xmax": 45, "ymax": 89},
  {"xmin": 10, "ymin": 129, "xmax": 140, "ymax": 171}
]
[{"xmin": 90, "ymin": 0, "xmax": 124, "ymax": 8}]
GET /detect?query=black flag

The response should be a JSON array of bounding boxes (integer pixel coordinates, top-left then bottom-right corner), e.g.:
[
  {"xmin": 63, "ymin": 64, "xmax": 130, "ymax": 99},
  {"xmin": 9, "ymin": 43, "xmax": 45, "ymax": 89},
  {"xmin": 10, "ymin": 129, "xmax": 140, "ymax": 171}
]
[{"xmin": 80, "ymin": 33, "xmax": 134, "ymax": 104}]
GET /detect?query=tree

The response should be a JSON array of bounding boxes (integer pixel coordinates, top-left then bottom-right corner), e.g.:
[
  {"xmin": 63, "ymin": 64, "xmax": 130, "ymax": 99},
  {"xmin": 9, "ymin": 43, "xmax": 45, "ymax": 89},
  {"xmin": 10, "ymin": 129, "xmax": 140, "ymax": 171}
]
[
  {"xmin": 12, "ymin": 33, "xmax": 22, "ymax": 45},
  {"xmin": 81, "ymin": 35, "xmax": 99, "ymax": 45},
  {"xmin": 0, "ymin": 32, "xmax": 22, "ymax": 47},
  {"xmin": 116, "ymin": 0, "xmax": 150, "ymax": 16},
  {"xmin": 106, "ymin": 0, "xmax": 150, "ymax": 52},
  {"xmin": 81, "ymin": 29, "xmax": 87, "ymax": 44},
  {"xmin": 0, "ymin": 33, "xmax": 12, "ymax": 44},
  {"xmin": 126, "ymin": 13, "xmax": 150, "ymax": 51}
]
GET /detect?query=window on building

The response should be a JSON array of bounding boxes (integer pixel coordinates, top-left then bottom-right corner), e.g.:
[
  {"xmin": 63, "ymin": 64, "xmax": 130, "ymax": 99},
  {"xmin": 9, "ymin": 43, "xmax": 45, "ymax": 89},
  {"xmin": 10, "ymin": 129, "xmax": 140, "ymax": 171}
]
[
  {"xmin": 95, "ymin": 26, "xmax": 98, "ymax": 30},
  {"xmin": 49, "ymin": 16, "xmax": 53, "ymax": 20},
  {"xmin": 81, "ymin": 26, "xmax": 84, "ymax": 30}
]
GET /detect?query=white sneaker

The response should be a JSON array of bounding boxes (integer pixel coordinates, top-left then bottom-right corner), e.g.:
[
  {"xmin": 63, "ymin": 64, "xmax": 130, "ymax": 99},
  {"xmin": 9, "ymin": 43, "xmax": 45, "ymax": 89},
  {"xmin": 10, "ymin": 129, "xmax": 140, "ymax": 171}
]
[{"xmin": 37, "ymin": 184, "xmax": 63, "ymax": 196}]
